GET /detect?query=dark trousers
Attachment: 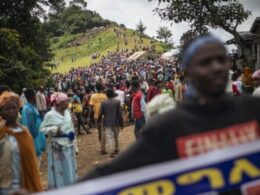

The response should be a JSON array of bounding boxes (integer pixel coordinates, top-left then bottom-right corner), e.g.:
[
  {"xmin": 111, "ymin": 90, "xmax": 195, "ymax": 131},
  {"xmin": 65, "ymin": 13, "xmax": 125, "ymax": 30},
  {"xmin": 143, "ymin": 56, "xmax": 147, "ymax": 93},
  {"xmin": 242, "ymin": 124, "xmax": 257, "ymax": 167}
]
[
  {"xmin": 76, "ymin": 113, "xmax": 88, "ymax": 133},
  {"xmin": 134, "ymin": 116, "xmax": 146, "ymax": 140}
]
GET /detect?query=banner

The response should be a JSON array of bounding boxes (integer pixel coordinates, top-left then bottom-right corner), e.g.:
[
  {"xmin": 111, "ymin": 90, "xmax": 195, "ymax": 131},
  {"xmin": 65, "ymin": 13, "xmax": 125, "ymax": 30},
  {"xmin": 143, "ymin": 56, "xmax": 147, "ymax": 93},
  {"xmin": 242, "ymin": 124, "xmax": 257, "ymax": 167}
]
[{"xmin": 40, "ymin": 141, "xmax": 260, "ymax": 195}]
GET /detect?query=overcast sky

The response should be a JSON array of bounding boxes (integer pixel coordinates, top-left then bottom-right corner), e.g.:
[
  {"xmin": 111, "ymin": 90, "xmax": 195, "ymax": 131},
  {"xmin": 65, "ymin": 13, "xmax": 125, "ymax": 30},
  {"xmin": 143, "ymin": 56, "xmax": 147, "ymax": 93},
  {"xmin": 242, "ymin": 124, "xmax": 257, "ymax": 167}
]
[{"xmin": 67, "ymin": 0, "xmax": 260, "ymax": 49}]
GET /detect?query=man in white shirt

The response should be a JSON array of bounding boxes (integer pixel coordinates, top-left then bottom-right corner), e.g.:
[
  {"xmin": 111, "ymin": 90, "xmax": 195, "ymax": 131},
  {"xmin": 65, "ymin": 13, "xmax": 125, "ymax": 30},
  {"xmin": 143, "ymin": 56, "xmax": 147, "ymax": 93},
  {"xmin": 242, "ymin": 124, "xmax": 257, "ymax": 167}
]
[
  {"xmin": 115, "ymin": 84, "xmax": 125, "ymax": 106},
  {"xmin": 36, "ymin": 86, "xmax": 47, "ymax": 116}
]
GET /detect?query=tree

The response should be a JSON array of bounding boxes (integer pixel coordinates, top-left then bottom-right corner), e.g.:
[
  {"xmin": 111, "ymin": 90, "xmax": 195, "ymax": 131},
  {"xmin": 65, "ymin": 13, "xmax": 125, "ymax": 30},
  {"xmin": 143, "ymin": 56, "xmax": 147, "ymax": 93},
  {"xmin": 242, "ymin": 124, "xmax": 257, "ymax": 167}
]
[
  {"xmin": 150, "ymin": 0, "xmax": 252, "ymax": 66},
  {"xmin": 69, "ymin": 0, "xmax": 87, "ymax": 9},
  {"xmin": 136, "ymin": 20, "xmax": 147, "ymax": 36},
  {"xmin": 0, "ymin": 0, "xmax": 64, "ymax": 91},
  {"xmin": 43, "ymin": 2, "xmax": 112, "ymax": 36},
  {"xmin": 156, "ymin": 26, "xmax": 172, "ymax": 44},
  {"xmin": 175, "ymin": 30, "xmax": 200, "ymax": 65}
]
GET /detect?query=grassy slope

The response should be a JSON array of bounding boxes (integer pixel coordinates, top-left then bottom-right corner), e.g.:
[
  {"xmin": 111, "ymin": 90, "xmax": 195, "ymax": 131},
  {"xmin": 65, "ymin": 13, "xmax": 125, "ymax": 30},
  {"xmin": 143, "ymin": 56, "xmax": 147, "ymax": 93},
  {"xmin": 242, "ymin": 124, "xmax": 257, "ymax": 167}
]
[{"xmin": 50, "ymin": 27, "xmax": 166, "ymax": 73}]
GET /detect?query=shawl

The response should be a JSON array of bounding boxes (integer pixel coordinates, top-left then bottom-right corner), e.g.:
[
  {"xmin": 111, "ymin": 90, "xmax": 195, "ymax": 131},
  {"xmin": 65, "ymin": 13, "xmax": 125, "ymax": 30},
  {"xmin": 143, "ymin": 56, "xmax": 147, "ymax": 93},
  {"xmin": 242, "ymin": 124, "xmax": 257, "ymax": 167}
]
[{"xmin": 0, "ymin": 125, "xmax": 42, "ymax": 192}]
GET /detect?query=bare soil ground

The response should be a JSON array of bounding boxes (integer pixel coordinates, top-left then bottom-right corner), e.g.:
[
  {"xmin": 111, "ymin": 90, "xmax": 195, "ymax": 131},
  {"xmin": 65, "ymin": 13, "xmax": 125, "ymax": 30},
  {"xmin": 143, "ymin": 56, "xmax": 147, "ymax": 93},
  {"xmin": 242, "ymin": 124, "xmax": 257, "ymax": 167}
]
[{"xmin": 40, "ymin": 125, "xmax": 135, "ymax": 187}]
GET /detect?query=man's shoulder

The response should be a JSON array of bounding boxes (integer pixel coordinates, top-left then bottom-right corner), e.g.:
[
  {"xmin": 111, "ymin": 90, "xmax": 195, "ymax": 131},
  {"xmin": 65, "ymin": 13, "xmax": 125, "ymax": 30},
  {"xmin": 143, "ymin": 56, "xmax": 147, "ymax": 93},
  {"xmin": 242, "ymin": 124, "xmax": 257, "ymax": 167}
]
[
  {"xmin": 146, "ymin": 107, "xmax": 181, "ymax": 130},
  {"xmin": 237, "ymin": 95, "xmax": 260, "ymax": 105},
  {"xmin": 23, "ymin": 103, "xmax": 34, "ymax": 111}
]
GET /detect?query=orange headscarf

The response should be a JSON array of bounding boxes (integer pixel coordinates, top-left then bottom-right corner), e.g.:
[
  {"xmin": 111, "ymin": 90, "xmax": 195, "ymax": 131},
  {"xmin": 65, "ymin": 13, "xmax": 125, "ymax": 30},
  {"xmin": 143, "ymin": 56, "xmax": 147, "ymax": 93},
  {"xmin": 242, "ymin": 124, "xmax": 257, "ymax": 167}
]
[
  {"xmin": 0, "ymin": 92, "xmax": 43, "ymax": 192},
  {"xmin": 0, "ymin": 91, "xmax": 20, "ymax": 108}
]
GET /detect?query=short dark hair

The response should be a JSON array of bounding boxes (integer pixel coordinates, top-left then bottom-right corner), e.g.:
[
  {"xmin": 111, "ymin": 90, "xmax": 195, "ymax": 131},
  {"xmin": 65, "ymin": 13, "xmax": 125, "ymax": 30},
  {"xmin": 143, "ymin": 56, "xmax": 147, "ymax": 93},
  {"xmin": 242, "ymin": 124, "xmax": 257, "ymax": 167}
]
[
  {"xmin": 96, "ymin": 83, "xmax": 103, "ymax": 92},
  {"xmin": 115, "ymin": 83, "xmax": 120, "ymax": 89},
  {"xmin": 106, "ymin": 88, "xmax": 115, "ymax": 98},
  {"xmin": 131, "ymin": 80, "xmax": 139, "ymax": 90},
  {"xmin": 24, "ymin": 89, "xmax": 35, "ymax": 101},
  {"xmin": 231, "ymin": 73, "xmax": 239, "ymax": 81}
]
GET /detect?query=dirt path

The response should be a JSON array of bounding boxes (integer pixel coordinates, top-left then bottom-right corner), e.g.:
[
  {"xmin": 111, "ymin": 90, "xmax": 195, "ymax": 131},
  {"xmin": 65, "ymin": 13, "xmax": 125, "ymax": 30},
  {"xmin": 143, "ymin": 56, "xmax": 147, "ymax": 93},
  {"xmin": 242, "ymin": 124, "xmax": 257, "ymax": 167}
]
[{"xmin": 40, "ymin": 125, "xmax": 135, "ymax": 187}]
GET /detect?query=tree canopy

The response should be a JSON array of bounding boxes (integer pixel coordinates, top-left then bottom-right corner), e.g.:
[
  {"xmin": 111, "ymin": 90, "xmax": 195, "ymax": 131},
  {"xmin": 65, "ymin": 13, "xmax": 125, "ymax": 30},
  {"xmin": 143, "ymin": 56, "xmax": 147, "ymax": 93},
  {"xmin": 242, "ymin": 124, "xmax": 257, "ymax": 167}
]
[
  {"xmin": 156, "ymin": 26, "xmax": 172, "ymax": 44},
  {"xmin": 136, "ymin": 20, "xmax": 147, "ymax": 36},
  {"xmin": 43, "ymin": 1, "xmax": 114, "ymax": 37},
  {"xmin": 150, "ymin": 0, "xmax": 253, "ymax": 65},
  {"xmin": 0, "ymin": 0, "xmax": 63, "ymax": 91}
]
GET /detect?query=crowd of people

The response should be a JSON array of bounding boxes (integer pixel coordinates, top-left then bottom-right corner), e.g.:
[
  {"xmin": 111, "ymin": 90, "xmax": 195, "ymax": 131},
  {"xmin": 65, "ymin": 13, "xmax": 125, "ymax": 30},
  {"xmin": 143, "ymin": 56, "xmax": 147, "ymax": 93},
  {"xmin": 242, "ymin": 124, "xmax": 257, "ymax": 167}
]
[{"xmin": 1, "ymin": 34, "xmax": 260, "ymax": 194}]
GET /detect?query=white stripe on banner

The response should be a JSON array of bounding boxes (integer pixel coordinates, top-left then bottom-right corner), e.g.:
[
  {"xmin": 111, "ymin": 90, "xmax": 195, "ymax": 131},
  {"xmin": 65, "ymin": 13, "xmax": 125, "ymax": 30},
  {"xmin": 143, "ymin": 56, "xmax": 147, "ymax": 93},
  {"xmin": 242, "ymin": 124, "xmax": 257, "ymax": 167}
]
[{"xmin": 38, "ymin": 140, "xmax": 260, "ymax": 195}]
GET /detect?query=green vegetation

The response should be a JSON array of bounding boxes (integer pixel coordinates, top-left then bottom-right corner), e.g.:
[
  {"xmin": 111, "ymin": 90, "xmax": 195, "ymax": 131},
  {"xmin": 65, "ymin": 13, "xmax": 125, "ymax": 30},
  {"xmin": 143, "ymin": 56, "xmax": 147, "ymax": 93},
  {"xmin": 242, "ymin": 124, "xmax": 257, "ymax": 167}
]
[
  {"xmin": 43, "ymin": 0, "xmax": 115, "ymax": 37},
  {"xmin": 50, "ymin": 27, "xmax": 167, "ymax": 73},
  {"xmin": 0, "ymin": 0, "xmax": 62, "ymax": 92},
  {"xmin": 150, "ymin": 0, "xmax": 252, "ymax": 64}
]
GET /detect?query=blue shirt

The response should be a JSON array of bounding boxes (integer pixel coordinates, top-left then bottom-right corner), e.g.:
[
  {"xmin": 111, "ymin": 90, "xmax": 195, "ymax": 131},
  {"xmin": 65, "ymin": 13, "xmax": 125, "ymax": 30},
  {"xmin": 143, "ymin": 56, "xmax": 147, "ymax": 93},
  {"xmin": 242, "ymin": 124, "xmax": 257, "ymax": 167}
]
[{"xmin": 21, "ymin": 102, "xmax": 46, "ymax": 156}]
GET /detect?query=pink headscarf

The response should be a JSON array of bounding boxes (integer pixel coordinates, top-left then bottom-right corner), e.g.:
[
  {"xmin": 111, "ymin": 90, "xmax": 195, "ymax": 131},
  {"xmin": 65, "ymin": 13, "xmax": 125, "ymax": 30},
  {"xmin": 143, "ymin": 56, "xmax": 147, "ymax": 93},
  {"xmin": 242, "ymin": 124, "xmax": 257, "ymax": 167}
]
[
  {"xmin": 51, "ymin": 92, "xmax": 69, "ymax": 105},
  {"xmin": 252, "ymin": 69, "xmax": 260, "ymax": 80}
]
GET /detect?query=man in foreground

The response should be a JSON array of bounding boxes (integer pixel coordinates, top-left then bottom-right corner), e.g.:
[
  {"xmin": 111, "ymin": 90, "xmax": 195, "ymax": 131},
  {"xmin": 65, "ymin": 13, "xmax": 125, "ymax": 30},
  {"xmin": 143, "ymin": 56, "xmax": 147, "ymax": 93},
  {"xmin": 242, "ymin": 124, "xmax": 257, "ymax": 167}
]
[{"xmin": 82, "ymin": 35, "xmax": 260, "ymax": 194}]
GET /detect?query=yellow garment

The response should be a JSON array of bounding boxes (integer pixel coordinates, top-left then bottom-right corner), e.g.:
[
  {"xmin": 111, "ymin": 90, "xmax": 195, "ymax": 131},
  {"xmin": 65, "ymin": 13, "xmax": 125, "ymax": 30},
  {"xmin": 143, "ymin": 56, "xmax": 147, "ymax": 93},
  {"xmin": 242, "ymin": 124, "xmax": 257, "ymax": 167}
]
[
  {"xmin": 71, "ymin": 102, "xmax": 83, "ymax": 113},
  {"xmin": 89, "ymin": 93, "xmax": 107, "ymax": 119}
]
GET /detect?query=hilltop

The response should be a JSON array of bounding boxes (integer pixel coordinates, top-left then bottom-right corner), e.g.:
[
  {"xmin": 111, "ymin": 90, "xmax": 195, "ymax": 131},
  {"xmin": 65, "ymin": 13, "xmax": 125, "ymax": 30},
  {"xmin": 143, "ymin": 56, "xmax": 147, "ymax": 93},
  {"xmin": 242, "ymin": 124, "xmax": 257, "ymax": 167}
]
[
  {"xmin": 43, "ymin": 2, "xmax": 168, "ymax": 73},
  {"xmin": 49, "ymin": 26, "xmax": 167, "ymax": 73}
]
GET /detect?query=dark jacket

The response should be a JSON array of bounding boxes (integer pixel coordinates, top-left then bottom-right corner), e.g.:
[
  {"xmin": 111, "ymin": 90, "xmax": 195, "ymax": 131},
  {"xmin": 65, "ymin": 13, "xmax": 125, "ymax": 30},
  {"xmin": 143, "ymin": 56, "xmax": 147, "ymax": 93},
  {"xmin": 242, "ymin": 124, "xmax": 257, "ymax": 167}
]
[
  {"xmin": 98, "ymin": 98, "xmax": 123, "ymax": 127},
  {"xmin": 83, "ymin": 95, "xmax": 260, "ymax": 195}
]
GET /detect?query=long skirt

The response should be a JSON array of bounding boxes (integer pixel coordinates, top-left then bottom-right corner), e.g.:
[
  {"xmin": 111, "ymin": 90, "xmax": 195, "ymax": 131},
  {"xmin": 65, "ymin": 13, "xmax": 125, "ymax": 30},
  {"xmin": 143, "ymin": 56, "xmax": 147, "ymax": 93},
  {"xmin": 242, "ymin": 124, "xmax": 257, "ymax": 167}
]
[{"xmin": 48, "ymin": 141, "xmax": 77, "ymax": 189}]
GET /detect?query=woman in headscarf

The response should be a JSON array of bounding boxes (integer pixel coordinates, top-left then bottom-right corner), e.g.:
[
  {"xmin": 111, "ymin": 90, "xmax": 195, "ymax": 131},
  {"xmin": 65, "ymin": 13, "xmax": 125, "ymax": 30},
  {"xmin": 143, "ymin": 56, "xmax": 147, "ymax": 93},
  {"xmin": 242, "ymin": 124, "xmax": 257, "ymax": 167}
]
[
  {"xmin": 0, "ymin": 91, "xmax": 42, "ymax": 194},
  {"xmin": 40, "ymin": 92, "xmax": 77, "ymax": 189}
]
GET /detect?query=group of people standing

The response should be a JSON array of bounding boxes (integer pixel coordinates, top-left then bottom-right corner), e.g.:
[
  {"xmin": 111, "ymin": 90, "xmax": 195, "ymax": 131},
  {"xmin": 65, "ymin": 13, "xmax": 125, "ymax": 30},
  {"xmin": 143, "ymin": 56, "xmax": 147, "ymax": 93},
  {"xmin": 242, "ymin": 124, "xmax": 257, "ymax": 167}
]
[
  {"xmin": 1, "ymin": 33, "xmax": 260, "ymax": 195},
  {"xmin": 0, "ymin": 86, "xmax": 78, "ymax": 194}
]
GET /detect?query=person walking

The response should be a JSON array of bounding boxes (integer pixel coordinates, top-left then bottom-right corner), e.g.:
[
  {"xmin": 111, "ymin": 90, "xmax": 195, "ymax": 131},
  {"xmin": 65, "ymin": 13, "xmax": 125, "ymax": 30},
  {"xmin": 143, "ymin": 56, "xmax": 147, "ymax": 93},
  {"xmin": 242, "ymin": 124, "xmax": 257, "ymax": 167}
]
[
  {"xmin": 71, "ymin": 96, "xmax": 91, "ymax": 135},
  {"xmin": 40, "ymin": 93, "xmax": 77, "ymax": 189},
  {"xmin": 175, "ymin": 75, "xmax": 186, "ymax": 103},
  {"xmin": 98, "ymin": 88, "xmax": 123, "ymax": 157},
  {"xmin": 36, "ymin": 86, "xmax": 47, "ymax": 117},
  {"xmin": 131, "ymin": 80, "xmax": 146, "ymax": 140},
  {"xmin": 114, "ymin": 83, "xmax": 125, "ymax": 106},
  {"xmin": 21, "ymin": 89, "xmax": 46, "ymax": 168},
  {"xmin": 0, "ymin": 91, "xmax": 42, "ymax": 194},
  {"xmin": 147, "ymin": 80, "xmax": 161, "ymax": 102},
  {"xmin": 89, "ymin": 83, "xmax": 107, "ymax": 145}
]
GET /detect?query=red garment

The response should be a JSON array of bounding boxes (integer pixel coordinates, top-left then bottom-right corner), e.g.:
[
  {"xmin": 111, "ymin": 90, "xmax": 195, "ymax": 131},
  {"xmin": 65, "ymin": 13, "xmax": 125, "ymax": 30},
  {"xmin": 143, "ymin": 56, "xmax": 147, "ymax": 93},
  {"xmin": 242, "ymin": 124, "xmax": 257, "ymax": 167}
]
[
  {"xmin": 132, "ymin": 90, "xmax": 144, "ymax": 120},
  {"xmin": 166, "ymin": 81, "xmax": 174, "ymax": 92},
  {"xmin": 232, "ymin": 84, "xmax": 240, "ymax": 96},
  {"xmin": 45, "ymin": 96, "xmax": 51, "ymax": 109},
  {"xmin": 147, "ymin": 86, "xmax": 161, "ymax": 102},
  {"xmin": 83, "ymin": 94, "xmax": 91, "ymax": 108}
]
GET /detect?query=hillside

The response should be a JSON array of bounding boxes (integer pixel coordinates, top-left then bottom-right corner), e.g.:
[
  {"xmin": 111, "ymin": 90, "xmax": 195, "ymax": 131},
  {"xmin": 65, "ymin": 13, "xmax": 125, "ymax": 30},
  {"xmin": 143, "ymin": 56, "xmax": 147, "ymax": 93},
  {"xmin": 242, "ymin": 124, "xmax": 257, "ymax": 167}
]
[{"xmin": 50, "ymin": 26, "xmax": 167, "ymax": 73}]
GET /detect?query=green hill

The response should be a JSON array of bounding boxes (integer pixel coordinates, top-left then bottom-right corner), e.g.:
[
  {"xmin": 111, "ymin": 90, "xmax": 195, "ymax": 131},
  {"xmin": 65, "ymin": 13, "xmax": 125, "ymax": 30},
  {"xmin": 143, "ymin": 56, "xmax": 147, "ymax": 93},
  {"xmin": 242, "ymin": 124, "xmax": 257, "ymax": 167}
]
[{"xmin": 50, "ymin": 27, "xmax": 167, "ymax": 73}]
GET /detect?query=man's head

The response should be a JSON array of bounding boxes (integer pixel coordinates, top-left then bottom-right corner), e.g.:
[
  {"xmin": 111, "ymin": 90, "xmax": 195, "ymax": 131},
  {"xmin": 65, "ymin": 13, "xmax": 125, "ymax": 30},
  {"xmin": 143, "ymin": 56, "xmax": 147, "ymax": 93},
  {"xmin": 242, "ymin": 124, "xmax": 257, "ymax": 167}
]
[
  {"xmin": 183, "ymin": 35, "xmax": 229, "ymax": 99},
  {"xmin": 25, "ymin": 89, "xmax": 36, "ymax": 104},
  {"xmin": 155, "ymin": 81, "xmax": 161, "ymax": 88},
  {"xmin": 96, "ymin": 83, "xmax": 103, "ymax": 92},
  {"xmin": 231, "ymin": 73, "xmax": 239, "ymax": 82},
  {"xmin": 115, "ymin": 83, "xmax": 120, "ymax": 90},
  {"xmin": 131, "ymin": 80, "xmax": 139, "ymax": 93},
  {"xmin": 39, "ymin": 86, "xmax": 44, "ymax": 92},
  {"xmin": 106, "ymin": 88, "xmax": 117, "ymax": 99}
]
